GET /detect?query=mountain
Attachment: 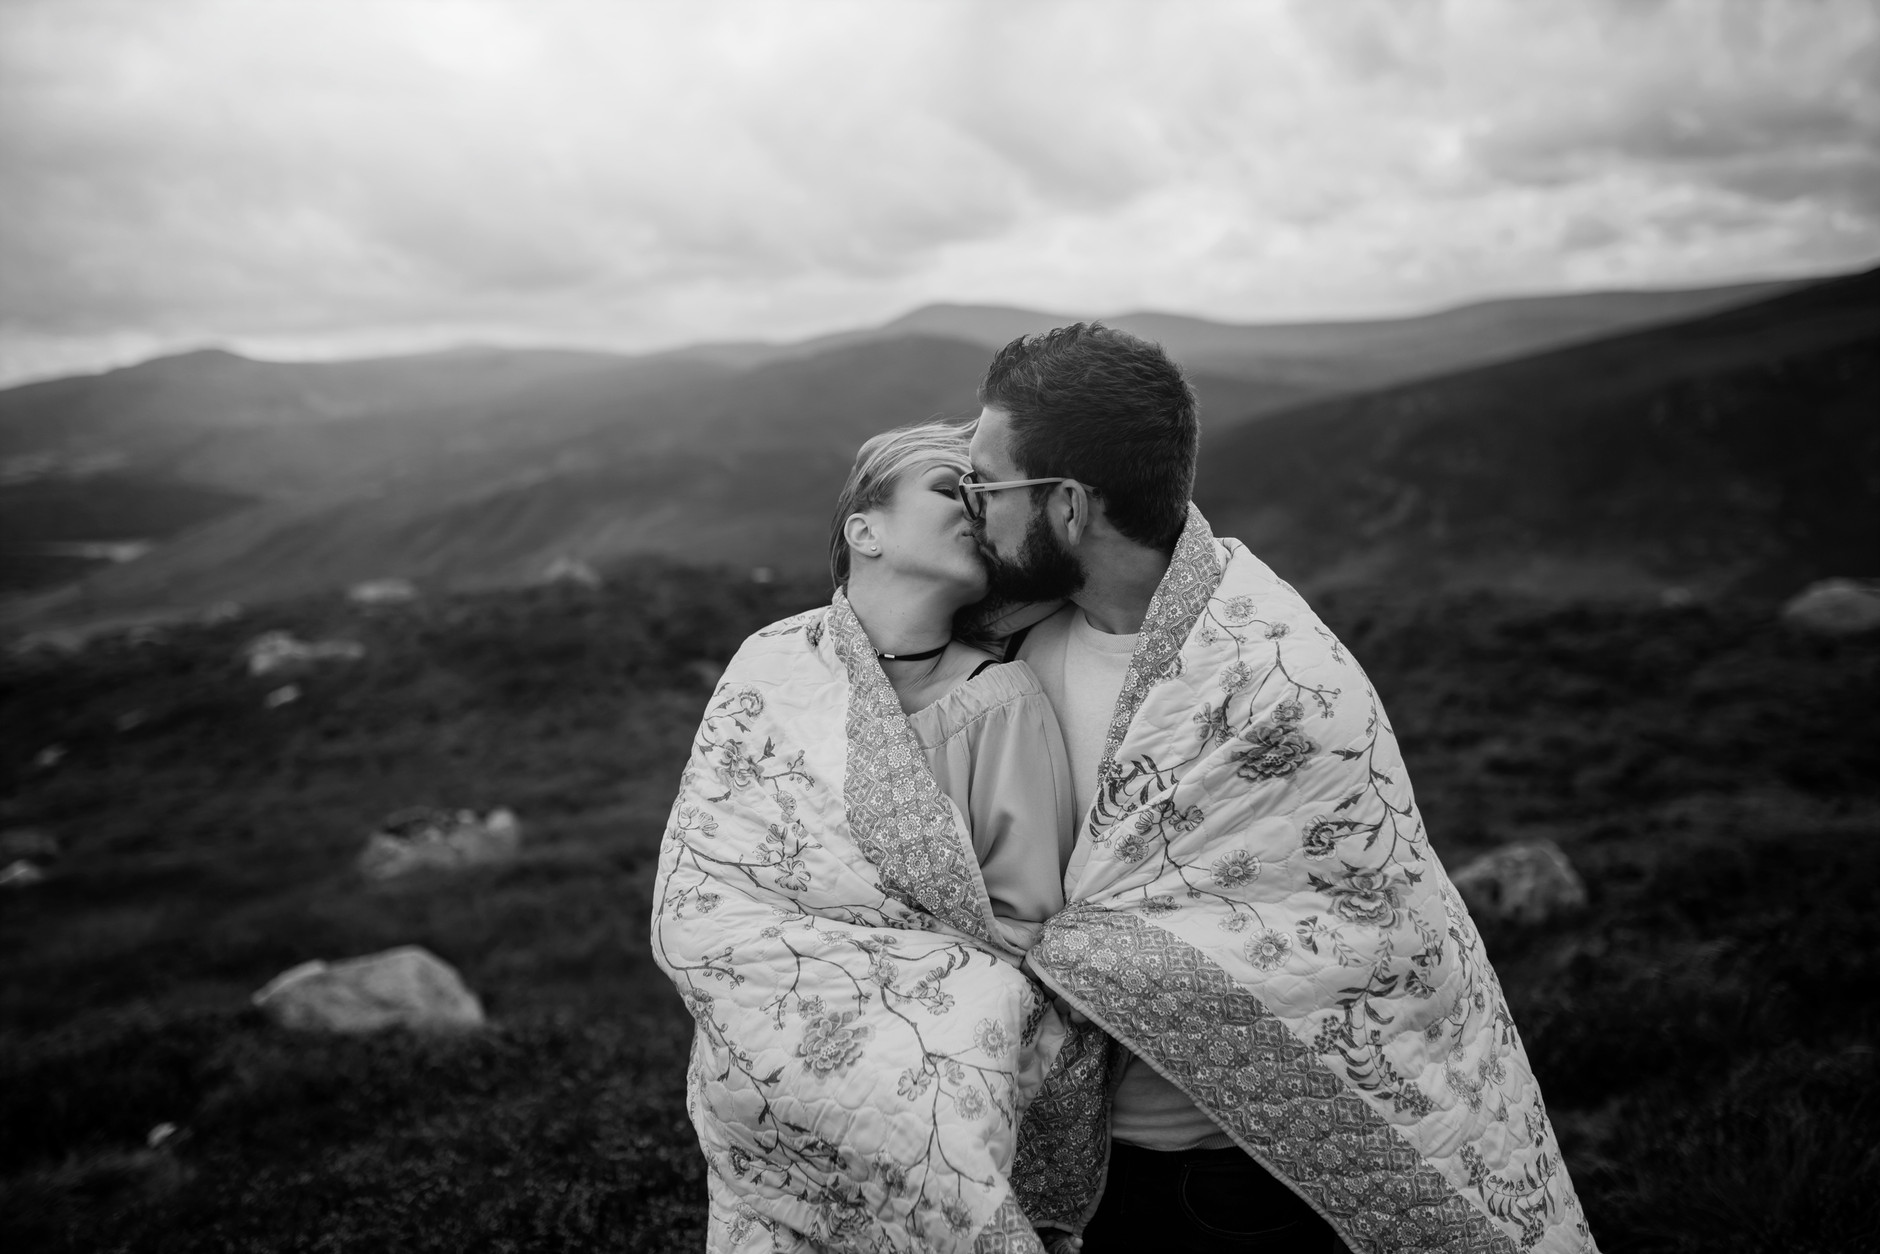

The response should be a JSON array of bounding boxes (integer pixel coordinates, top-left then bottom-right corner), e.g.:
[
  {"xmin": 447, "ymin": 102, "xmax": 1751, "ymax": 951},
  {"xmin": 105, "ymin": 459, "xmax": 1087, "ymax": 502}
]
[
  {"xmin": 0, "ymin": 268, "xmax": 1864, "ymax": 631},
  {"xmin": 643, "ymin": 277, "xmax": 1803, "ymax": 402},
  {"xmin": 766, "ymin": 278, "xmax": 1804, "ymax": 394},
  {"xmin": 1193, "ymin": 267, "xmax": 1880, "ymax": 597},
  {"xmin": 0, "ymin": 346, "xmax": 715, "ymax": 498},
  {"xmin": 5, "ymin": 336, "xmax": 995, "ymax": 620}
]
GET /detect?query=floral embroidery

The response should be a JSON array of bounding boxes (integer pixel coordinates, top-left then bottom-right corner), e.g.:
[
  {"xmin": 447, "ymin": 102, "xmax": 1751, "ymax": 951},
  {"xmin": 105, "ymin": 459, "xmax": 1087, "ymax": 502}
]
[
  {"xmin": 1219, "ymin": 595, "xmax": 1258, "ymax": 625},
  {"xmin": 1233, "ymin": 718, "xmax": 1318, "ymax": 781},
  {"xmin": 974, "ymin": 1018, "xmax": 1013, "ymax": 1056},
  {"xmin": 1323, "ymin": 864, "xmax": 1406, "ymax": 928},
  {"xmin": 1245, "ymin": 927, "xmax": 1294, "ymax": 970},
  {"xmin": 798, "ymin": 1010, "xmax": 872, "ymax": 1075},
  {"xmin": 1300, "ymin": 814, "xmax": 1351, "ymax": 859},
  {"xmin": 1211, "ymin": 850, "xmax": 1262, "ymax": 888}
]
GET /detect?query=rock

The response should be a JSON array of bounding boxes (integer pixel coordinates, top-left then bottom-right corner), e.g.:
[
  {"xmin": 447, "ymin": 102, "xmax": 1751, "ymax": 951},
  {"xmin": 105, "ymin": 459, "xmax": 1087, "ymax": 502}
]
[
  {"xmin": 263, "ymin": 684, "xmax": 301, "ymax": 709},
  {"xmin": 542, "ymin": 556, "xmax": 602, "ymax": 589},
  {"xmin": 1451, "ymin": 839, "xmax": 1588, "ymax": 926},
  {"xmin": 242, "ymin": 631, "xmax": 366, "ymax": 676},
  {"xmin": 1781, "ymin": 578, "xmax": 1880, "ymax": 636},
  {"xmin": 347, "ymin": 577, "xmax": 419, "ymax": 605},
  {"xmin": 0, "ymin": 827, "xmax": 59, "ymax": 862},
  {"xmin": 1, "ymin": 860, "xmax": 47, "ymax": 889},
  {"xmin": 146, "ymin": 1122, "xmax": 180, "ymax": 1149},
  {"xmin": 115, "ymin": 709, "xmax": 149, "ymax": 732},
  {"xmin": 251, "ymin": 946, "xmax": 484, "ymax": 1032},
  {"xmin": 33, "ymin": 744, "xmax": 66, "ymax": 769},
  {"xmin": 357, "ymin": 807, "xmax": 522, "ymax": 881}
]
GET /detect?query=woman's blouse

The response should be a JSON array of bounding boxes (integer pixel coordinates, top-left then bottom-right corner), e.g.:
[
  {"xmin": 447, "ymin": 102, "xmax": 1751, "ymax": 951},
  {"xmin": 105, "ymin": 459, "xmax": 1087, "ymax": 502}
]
[{"xmin": 905, "ymin": 660, "xmax": 1075, "ymax": 953}]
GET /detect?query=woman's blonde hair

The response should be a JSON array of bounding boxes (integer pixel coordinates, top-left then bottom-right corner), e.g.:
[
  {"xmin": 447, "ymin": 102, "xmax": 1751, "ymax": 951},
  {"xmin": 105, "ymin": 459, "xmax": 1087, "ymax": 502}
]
[{"xmin": 829, "ymin": 420, "xmax": 973, "ymax": 589}]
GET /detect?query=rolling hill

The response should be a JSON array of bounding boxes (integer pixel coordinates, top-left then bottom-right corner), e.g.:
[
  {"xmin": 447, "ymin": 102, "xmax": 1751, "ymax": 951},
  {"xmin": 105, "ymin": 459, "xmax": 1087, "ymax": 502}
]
[
  {"xmin": 1193, "ymin": 266, "xmax": 1880, "ymax": 597},
  {"xmin": 754, "ymin": 277, "xmax": 1804, "ymax": 392},
  {"xmin": 0, "ymin": 268, "xmax": 1864, "ymax": 631},
  {"xmin": 3, "ymin": 336, "xmax": 994, "ymax": 620}
]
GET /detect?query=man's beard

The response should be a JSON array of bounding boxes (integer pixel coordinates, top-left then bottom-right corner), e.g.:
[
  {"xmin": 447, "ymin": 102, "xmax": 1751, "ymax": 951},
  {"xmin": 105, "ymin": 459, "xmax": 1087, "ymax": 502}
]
[{"xmin": 977, "ymin": 505, "xmax": 1087, "ymax": 602}]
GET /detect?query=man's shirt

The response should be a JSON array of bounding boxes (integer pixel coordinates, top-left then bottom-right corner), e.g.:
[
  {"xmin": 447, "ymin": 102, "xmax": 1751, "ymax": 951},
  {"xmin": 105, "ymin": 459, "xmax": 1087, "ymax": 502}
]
[{"xmin": 1019, "ymin": 604, "xmax": 1235, "ymax": 1152}]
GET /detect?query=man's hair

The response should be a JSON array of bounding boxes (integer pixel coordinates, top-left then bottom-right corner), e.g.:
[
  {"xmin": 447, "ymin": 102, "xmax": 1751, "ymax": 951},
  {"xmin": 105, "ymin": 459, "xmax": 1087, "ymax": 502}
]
[
  {"xmin": 828, "ymin": 420, "xmax": 972, "ymax": 590},
  {"xmin": 977, "ymin": 323, "xmax": 1198, "ymax": 551}
]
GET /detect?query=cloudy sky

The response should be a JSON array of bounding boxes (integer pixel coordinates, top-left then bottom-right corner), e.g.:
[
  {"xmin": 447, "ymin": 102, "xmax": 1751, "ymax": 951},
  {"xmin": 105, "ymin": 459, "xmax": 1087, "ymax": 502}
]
[{"xmin": 1, "ymin": 0, "xmax": 1876, "ymax": 383}]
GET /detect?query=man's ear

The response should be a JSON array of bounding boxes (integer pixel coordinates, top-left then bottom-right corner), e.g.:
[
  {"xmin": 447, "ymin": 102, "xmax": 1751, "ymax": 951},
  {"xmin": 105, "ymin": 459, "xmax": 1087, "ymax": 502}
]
[
  {"xmin": 843, "ymin": 512, "xmax": 881, "ymax": 559},
  {"xmin": 1060, "ymin": 481, "xmax": 1094, "ymax": 547}
]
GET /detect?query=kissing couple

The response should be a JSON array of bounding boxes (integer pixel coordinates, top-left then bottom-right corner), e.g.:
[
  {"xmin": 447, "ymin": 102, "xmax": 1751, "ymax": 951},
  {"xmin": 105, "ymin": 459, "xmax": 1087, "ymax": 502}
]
[{"xmin": 653, "ymin": 326, "xmax": 1596, "ymax": 1254}]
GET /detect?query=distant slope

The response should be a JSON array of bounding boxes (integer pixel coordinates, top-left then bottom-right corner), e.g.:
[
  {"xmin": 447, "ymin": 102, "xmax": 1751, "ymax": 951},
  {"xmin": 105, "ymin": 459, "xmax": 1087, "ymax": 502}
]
[
  {"xmin": 757, "ymin": 278, "xmax": 1806, "ymax": 398},
  {"xmin": 0, "ymin": 474, "xmax": 254, "ymax": 593},
  {"xmin": 0, "ymin": 346, "xmax": 718, "ymax": 498},
  {"xmin": 1109, "ymin": 279, "xmax": 1806, "ymax": 390},
  {"xmin": 0, "ymin": 267, "xmax": 1859, "ymax": 629},
  {"xmin": 1193, "ymin": 267, "xmax": 1880, "ymax": 597},
  {"xmin": 12, "ymin": 336, "xmax": 993, "ymax": 619}
]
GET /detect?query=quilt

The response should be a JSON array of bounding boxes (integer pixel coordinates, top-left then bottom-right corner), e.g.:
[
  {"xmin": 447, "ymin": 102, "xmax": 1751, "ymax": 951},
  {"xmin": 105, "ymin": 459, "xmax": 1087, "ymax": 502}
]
[
  {"xmin": 1022, "ymin": 505, "xmax": 1599, "ymax": 1253},
  {"xmin": 652, "ymin": 593, "xmax": 1105, "ymax": 1253}
]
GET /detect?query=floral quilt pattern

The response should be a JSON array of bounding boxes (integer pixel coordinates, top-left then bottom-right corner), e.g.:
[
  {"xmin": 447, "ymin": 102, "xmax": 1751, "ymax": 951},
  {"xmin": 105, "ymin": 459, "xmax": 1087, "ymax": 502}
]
[
  {"xmin": 1027, "ymin": 506, "xmax": 1598, "ymax": 1254},
  {"xmin": 654, "ymin": 595, "xmax": 1105, "ymax": 1252}
]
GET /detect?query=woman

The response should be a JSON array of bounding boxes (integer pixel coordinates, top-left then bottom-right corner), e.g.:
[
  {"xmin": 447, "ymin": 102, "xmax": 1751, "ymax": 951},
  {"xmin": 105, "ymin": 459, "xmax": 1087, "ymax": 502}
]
[
  {"xmin": 651, "ymin": 423, "xmax": 1104, "ymax": 1254},
  {"xmin": 831, "ymin": 422, "xmax": 1074, "ymax": 950}
]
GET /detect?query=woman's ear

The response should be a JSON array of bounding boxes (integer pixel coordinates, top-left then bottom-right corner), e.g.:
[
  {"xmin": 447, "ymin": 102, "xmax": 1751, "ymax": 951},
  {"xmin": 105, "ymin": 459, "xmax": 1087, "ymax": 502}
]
[{"xmin": 843, "ymin": 512, "xmax": 881, "ymax": 559}]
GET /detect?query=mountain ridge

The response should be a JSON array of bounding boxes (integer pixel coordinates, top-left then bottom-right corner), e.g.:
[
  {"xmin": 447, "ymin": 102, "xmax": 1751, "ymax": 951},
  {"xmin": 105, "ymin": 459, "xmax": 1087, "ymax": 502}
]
[{"xmin": 3, "ymin": 268, "xmax": 1871, "ymax": 632}]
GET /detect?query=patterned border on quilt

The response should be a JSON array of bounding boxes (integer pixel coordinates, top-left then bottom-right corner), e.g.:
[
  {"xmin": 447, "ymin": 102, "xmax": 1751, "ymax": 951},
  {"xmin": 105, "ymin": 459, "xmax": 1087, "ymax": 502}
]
[{"xmin": 827, "ymin": 590, "xmax": 998, "ymax": 945}]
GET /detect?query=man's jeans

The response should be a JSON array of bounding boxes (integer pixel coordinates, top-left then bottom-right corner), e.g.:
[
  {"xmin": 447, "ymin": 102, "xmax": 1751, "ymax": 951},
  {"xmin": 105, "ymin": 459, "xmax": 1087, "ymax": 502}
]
[{"xmin": 1078, "ymin": 1143, "xmax": 1348, "ymax": 1254}]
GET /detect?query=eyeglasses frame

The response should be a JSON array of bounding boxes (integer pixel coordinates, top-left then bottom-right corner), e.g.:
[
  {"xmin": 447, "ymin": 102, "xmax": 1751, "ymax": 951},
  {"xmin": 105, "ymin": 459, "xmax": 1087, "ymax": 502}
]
[{"xmin": 956, "ymin": 470, "xmax": 1076, "ymax": 521}]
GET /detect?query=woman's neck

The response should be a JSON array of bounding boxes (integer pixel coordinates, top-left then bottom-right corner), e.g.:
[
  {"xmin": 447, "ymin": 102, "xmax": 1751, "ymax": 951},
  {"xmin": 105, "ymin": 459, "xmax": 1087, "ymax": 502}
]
[{"xmin": 844, "ymin": 569, "xmax": 961, "ymax": 658}]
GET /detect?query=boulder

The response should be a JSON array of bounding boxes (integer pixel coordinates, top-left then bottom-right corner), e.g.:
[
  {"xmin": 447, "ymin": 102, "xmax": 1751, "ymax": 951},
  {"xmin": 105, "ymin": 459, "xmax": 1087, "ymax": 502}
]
[
  {"xmin": 264, "ymin": 684, "xmax": 302, "ymax": 709},
  {"xmin": 251, "ymin": 946, "xmax": 484, "ymax": 1032},
  {"xmin": 1781, "ymin": 578, "xmax": 1880, "ymax": 636},
  {"xmin": 357, "ymin": 807, "xmax": 522, "ymax": 881},
  {"xmin": 1451, "ymin": 839, "xmax": 1588, "ymax": 926},
  {"xmin": 242, "ymin": 631, "xmax": 365, "ymax": 676},
  {"xmin": 1, "ymin": 859, "xmax": 47, "ymax": 889},
  {"xmin": 347, "ymin": 578, "xmax": 419, "ymax": 605}
]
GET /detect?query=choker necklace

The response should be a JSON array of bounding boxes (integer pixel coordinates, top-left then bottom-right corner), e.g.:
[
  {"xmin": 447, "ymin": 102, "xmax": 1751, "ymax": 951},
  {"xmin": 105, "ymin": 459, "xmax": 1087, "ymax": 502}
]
[{"xmin": 876, "ymin": 640, "xmax": 949, "ymax": 662}]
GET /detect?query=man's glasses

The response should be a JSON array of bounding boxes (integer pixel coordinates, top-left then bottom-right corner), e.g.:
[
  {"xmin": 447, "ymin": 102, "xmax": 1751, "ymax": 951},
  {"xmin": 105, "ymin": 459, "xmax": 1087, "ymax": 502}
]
[{"xmin": 956, "ymin": 470, "xmax": 1075, "ymax": 522}]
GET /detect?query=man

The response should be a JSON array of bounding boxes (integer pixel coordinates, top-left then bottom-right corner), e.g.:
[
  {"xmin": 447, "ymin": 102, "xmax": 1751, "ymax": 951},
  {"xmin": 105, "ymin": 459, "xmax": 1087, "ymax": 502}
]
[{"xmin": 964, "ymin": 325, "xmax": 1595, "ymax": 1254}]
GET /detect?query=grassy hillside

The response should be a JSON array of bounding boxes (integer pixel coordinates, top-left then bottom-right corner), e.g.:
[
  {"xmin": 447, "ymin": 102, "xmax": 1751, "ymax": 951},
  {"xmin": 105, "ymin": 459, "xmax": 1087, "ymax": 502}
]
[
  {"xmin": 0, "ymin": 476, "xmax": 255, "ymax": 594},
  {"xmin": 2, "ymin": 565, "xmax": 1877, "ymax": 1251},
  {"xmin": 1195, "ymin": 267, "xmax": 1880, "ymax": 598}
]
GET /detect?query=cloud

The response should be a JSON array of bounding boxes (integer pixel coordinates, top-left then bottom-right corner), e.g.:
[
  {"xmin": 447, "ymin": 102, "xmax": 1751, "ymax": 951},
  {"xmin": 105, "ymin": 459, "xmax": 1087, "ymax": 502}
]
[{"xmin": 0, "ymin": 0, "xmax": 1875, "ymax": 382}]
